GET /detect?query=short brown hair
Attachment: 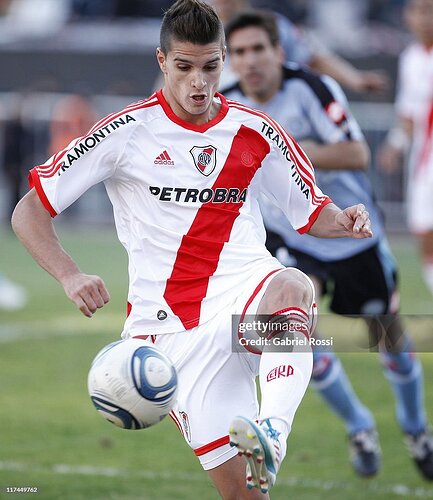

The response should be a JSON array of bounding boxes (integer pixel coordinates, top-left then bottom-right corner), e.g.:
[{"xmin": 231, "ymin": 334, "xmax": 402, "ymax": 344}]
[
  {"xmin": 160, "ymin": 0, "xmax": 225, "ymax": 54},
  {"xmin": 225, "ymin": 10, "xmax": 280, "ymax": 50}
]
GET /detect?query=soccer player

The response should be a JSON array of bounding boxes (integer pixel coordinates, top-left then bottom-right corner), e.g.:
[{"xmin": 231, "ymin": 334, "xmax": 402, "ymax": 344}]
[
  {"xmin": 206, "ymin": 0, "xmax": 389, "ymax": 92},
  {"xmin": 11, "ymin": 1, "xmax": 373, "ymax": 496},
  {"xmin": 378, "ymin": 0, "xmax": 433, "ymax": 301},
  {"xmin": 223, "ymin": 9, "xmax": 433, "ymax": 481}
]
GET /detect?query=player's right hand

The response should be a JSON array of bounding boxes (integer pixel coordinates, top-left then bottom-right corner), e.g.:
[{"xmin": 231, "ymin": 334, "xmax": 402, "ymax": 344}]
[{"xmin": 61, "ymin": 272, "xmax": 110, "ymax": 317}]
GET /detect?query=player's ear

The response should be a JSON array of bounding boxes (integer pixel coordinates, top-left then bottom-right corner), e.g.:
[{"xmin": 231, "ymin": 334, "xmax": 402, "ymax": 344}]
[
  {"xmin": 156, "ymin": 47, "xmax": 167, "ymax": 73},
  {"xmin": 222, "ymin": 45, "xmax": 227, "ymax": 62}
]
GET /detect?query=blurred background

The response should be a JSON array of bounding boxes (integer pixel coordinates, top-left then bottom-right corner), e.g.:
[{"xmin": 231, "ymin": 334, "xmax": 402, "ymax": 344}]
[{"xmin": 0, "ymin": 0, "xmax": 412, "ymax": 228}]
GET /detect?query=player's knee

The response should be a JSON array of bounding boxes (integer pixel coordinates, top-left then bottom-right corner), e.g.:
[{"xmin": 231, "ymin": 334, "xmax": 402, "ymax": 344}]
[
  {"xmin": 265, "ymin": 268, "xmax": 313, "ymax": 313},
  {"xmin": 312, "ymin": 351, "xmax": 337, "ymax": 381},
  {"xmin": 381, "ymin": 351, "xmax": 418, "ymax": 376}
]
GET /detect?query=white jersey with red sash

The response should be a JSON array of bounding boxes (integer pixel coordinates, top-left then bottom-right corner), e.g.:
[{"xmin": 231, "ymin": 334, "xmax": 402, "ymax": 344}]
[{"xmin": 29, "ymin": 90, "xmax": 330, "ymax": 335}]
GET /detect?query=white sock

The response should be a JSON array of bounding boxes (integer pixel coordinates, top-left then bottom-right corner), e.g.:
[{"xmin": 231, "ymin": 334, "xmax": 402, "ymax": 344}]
[
  {"xmin": 258, "ymin": 308, "xmax": 313, "ymax": 461},
  {"xmin": 422, "ymin": 260, "xmax": 433, "ymax": 297}
]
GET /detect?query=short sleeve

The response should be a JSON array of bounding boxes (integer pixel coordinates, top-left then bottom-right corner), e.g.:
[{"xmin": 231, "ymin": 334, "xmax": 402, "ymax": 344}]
[
  {"xmin": 302, "ymin": 75, "xmax": 365, "ymax": 144},
  {"xmin": 260, "ymin": 119, "xmax": 332, "ymax": 233},
  {"xmin": 29, "ymin": 112, "xmax": 136, "ymax": 216}
]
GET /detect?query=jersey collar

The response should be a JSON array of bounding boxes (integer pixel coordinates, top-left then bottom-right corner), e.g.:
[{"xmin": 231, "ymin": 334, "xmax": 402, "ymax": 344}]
[{"xmin": 156, "ymin": 89, "xmax": 228, "ymax": 133}]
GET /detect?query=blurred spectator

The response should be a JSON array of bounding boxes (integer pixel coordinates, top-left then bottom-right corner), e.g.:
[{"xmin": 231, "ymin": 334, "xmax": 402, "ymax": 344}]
[
  {"xmin": 48, "ymin": 94, "xmax": 98, "ymax": 156},
  {"xmin": 2, "ymin": 96, "xmax": 33, "ymax": 221}
]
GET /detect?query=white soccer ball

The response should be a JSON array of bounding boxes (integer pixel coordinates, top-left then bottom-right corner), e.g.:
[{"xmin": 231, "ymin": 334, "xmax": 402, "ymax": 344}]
[{"xmin": 88, "ymin": 338, "xmax": 178, "ymax": 430}]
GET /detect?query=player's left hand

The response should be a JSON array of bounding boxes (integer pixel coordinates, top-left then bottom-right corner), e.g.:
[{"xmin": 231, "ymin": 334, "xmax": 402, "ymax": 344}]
[{"xmin": 335, "ymin": 204, "xmax": 373, "ymax": 239}]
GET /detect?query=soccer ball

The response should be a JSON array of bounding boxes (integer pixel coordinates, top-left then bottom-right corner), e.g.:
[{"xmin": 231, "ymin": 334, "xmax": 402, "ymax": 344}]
[{"xmin": 88, "ymin": 338, "xmax": 178, "ymax": 430}]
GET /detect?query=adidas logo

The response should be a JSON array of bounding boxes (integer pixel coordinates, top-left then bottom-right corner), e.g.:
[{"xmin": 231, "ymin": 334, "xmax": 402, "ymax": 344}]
[{"xmin": 154, "ymin": 150, "xmax": 174, "ymax": 165}]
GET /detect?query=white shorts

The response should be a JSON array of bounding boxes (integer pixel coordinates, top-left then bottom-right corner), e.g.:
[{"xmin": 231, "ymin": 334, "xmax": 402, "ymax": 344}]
[
  {"xmin": 407, "ymin": 172, "xmax": 433, "ymax": 233},
  {"xmin": 140, "ymin": 262, "xmax": 287, "ymax": 470}
]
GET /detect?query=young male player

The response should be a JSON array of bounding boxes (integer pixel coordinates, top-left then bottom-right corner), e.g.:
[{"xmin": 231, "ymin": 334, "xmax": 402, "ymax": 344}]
[
  {"xmin": 223, "ymin": 9, "xmax": 433, "ymax": 481},
  {"xmin": 378, "ymin": 0, "xmax": 433, "ymax": 301},
  {"xmin": 11, "ymin": 1, "xmax": 373, "ymax": 496}
]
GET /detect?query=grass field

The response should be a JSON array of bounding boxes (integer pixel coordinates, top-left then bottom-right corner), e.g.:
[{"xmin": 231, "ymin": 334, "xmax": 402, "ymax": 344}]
[{"xmin": 1, "ymin": 224, "xmax": 432, "ymax": 500}]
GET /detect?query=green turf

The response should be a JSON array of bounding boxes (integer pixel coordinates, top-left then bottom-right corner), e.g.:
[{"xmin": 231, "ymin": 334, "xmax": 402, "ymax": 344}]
[{"xmin": 0, "ymin": 225, "xmax": 432, "ymax": 499}]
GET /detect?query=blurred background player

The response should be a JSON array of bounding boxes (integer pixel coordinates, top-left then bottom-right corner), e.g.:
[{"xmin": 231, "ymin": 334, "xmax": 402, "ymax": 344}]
[
  {"xmin": 378, "ymin": 0, "xmax": 433, "ymax": 301},
  {"xmin": 205, "ymin": 0, "xmax": 389, "ymax": 92},
  {"xmin": 223, "ymin": 10, "xmax": 433, "ymax": 480}
]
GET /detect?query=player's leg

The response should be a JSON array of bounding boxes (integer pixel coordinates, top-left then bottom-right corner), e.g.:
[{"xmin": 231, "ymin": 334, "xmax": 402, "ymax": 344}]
[
  {"xmin": 312, "ymin": 348, "xmax": 380, "ymax": 477},
  {"xmin": 363, "ymin": 239, "xmax": 433, "ymax": 480},
  {"xmin": 309, "ymin": 273, "xmax": 375, "ymax": 437},
  {"xmin": 266, "ymin": 237, "xmax": 379, "ymax": 477},
  {"xmin": 154, "ymin": 309, "xmax": 270, "ymax": 498},
  {"xmin": 373, "ymin": 315, "xmax": 433, "ymax": 480},
  {"xmin": 328, "ymin": 244, "xmax": 403, "ymax": 476},
  {"xmin": 407, "ymin": 175, "xmax": 433, "ymax": 298},
  {"xmin": 230, "ymin": 267, "xmax": 314, "ymax": 493},
  {"xmin": 418, "ymin": 230, "xmax": 433, "ymax": 298},
  {"xmin": 207, "ymin": 457, "xmax": 269, "ymax": 499}
]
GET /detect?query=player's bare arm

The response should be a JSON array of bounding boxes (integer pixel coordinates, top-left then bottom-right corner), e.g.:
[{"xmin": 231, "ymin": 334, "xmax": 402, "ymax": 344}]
[
  {"xmin": 11, "ymin": 189, "xmax": 110, "ymax": 318},
  {"xmin": 308, "ymin": 202, "xmax": 373, "ymax": 239},
  {"xmin": 299, "ymin": 139, "xmax": 370, "ymax": 171},
  {"xmin": 309, "ymin": 52, "xmax": 389, "ymax": 93},
  {"xmin": 377, "ymin": 116, "xmax": 413, "ymax": 174}
]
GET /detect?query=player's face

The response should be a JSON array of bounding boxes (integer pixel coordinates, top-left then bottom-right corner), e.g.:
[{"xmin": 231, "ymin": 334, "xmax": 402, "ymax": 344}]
[
  {"xmin": 157, "ymin": 40, "xmax": 225, "ymax": 125},
  {"xmin": 405, "ymin": 0, "xmax": 433, "ymax": 47},
  {"xmin": 228, "ymin": 27, "xmax": 284, "ymax": 103}
]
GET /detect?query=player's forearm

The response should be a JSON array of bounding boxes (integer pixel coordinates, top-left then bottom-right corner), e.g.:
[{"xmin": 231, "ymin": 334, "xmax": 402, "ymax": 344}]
[
  {"xmin": 308, "ymin": 202, "xmax": 372, "ymax": 239},
  {"xmin": 309, "ymin": 53, "xmax": 362, "ymax": 90},
  {"xmin": 11, "ymin": 189, "xmax": 81, "ymax": 284},
  {"xmin": 300, "ymin": 140, "xmax": 369, "ymax": 171},
  {"xmin": 307, "ymin": 203, "xmax": 344, "ymax": 238}
]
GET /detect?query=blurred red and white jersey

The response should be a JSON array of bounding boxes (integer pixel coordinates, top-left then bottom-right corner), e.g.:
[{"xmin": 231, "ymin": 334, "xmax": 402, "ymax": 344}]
[
  {"xmin": 396, "ymin": 43, "xmax": 433, "ymax": 179},
  {"xmin": 396, "ymin": 43, "xmax": 433, "ymax": 231},
  {"xmin": 29, "ymin": 91, "xmax": 330, "ymax": 335}
]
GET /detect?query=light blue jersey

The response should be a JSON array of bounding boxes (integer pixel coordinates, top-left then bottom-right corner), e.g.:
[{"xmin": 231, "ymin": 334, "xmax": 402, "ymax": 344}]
[{"xmin": 223, "ymin": 65, "xmax": 384, "ymax": 262}]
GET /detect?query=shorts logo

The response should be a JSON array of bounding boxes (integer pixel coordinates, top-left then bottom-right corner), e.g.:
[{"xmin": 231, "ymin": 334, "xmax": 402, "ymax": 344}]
[
  {"xmin": 267, "ymin": 364, "xmax": 294, "ymax": 382},
  {"xmin": 190, "ymin": 145, "xmax": 217, "ymax": 176},
  {"xmin": 179, "ymin": 411, "xmax": 191, "ymax": 442},
  {"xmin": 157, "ymin": 310, "xmax": 168, "ymax": 321}
]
